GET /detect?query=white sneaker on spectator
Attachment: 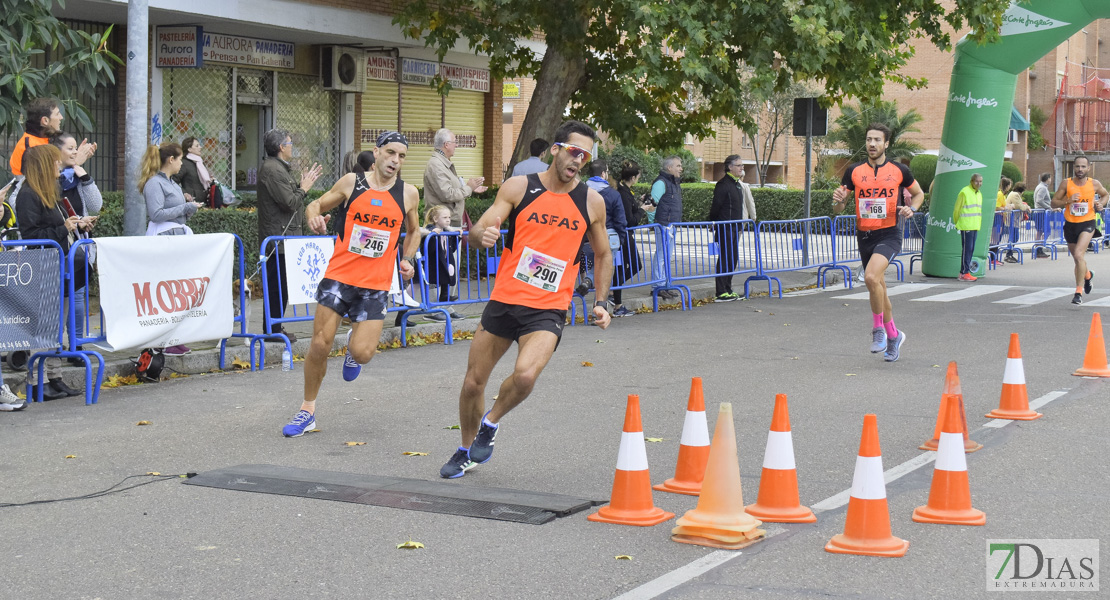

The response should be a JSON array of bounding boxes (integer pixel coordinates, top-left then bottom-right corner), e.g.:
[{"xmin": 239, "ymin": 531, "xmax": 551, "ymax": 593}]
[{"xmin": 0, "ymin": 384, "xmax": 27, "ymax": 411}]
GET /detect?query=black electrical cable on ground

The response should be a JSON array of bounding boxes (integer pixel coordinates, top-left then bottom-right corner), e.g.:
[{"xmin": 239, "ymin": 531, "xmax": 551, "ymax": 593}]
[{"xmin": 0, "ymin": 472, "xmax": 197, "ymax": 508}]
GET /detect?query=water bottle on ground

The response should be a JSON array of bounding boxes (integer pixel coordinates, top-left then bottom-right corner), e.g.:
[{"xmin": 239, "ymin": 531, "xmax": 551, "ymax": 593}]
[{"xmin": 282, "ymin": 348, "xmax": 293, "ymax": 372}]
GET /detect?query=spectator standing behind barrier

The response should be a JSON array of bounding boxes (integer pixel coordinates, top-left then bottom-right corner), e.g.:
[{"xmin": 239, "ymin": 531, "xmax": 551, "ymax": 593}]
[
  {"xmin": 14, "ymin": 144, "xmax": 86, "ymax": 400},
  {"xmin": 257, "ymin": 129, "xmax": 323, "ymax": 343},
  {"xmin": 585, "ymin": 159, "xmax": 628, "ymax": 318},
  {"xmin": 612, "ymin": 161, "xmax": 644, "ymax": 316},
  {"xmin": 52, "ymin": 132, "xmax": 101, "ymax": 357},
  {"xmin": 421, "ymin": 205, "xmax": 462, "ymax": 318},
  {"xmin": 139, "ymin": 142, "xmax": 203, "ymax": 356},
  {"xmin": 990, "ymin": 176, "xmax": 1012, "ymax": 267},
  {"xmin": 832, "ymin": 122, "xmax": 924, "ymax": 363},
  {"xmin": 708, "ymin": 155, "xmax": 756, "ymax": 302},
  {"xmin": 952, "ymin": 173, "xmax": 983, "ymax": 282},
  {"xmin": 617, "ymin": 161, "xmax": 650, "ymax": 227},
  {"xmin": 1033, "ymin": 172, "xmax": 1053, "ymax": 258},
  {"xmin": 424, "ymin": 128, "xmax": 487, "ymax": 229},
  {"xmin": 510, "ymin": 138, "xmax": 549, "ymax": 177},
  {"xmin": 173, "ymin": 137, "xmax": 211, "ymax": 207},
  {"xmin": 649, "ymin": 156, "xmax": 683, "ymax": 299},
  {"xmin": 1003, "ymin": 183, "xmax": 1030, "ymax": 263},
  {"xmin": 7, "ymin": 98, "xmax": 64, "ymax": 207}
]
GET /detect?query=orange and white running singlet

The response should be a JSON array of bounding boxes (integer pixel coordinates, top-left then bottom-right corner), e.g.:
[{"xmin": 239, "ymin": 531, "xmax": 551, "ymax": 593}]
[
  {"xmin": 1064, "ymin": 178, "xmax": 1096, "ymax": 224},
  {"xmin": 841, "ymin": 159, "xmax": 916, "ymax": 231},
  {"xmin": 323, "ymin": 173, "xmax": 406, "ymax": 291},
  {"xmin": 489, "ymin": 174, "xmax": 591, "ymax": 310}
]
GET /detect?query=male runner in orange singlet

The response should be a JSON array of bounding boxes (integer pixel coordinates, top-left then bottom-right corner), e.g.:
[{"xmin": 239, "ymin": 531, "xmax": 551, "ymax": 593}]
[{"xmin": 1050, "ymin": 155, "xmax": 1108, "ymax": 305}]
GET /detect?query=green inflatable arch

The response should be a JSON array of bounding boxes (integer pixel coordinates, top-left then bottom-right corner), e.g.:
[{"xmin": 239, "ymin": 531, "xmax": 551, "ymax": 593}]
[{"xmin": 923, "ymin": 0, "xmax": 1107, "ymax": 277}]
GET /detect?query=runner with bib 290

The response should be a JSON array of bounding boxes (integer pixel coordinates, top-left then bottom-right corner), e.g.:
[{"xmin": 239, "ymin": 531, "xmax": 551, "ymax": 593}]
[
  {"xmin": 439, "ymin": 120, "xmax": 614, "ymax": 479},
  {"xmin": 832, "ymin": 122, "xmax": 924, "ymax": 363}
]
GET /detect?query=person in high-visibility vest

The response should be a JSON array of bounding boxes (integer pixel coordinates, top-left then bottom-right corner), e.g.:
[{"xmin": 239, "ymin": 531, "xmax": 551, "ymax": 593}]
[{"xmin": 952, "ymin": 173, "xmax": 984, "ymax": 281}]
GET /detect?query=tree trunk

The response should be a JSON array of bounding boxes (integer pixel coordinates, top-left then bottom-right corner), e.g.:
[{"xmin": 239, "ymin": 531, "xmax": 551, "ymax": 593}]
[{"xmin": 504, "ymin": 44, "xmax": 587, "ymax": 179}]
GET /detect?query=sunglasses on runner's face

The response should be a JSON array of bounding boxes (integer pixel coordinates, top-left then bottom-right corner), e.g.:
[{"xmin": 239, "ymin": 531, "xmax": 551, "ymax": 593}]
[{"xmin": 555, "ymin": 142, "xmax": 592, "ymax": 162}]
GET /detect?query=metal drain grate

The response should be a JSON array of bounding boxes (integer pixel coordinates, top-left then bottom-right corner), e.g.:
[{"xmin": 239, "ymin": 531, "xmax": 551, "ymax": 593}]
[{"xmin": 183, "ymin": 464, "xmax": 602, "ymax": 525}]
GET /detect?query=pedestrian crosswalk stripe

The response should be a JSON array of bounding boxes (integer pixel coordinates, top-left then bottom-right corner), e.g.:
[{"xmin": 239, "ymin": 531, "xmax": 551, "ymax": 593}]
[
  {"xmin": 993, "ymin": 288, "xmax": 1075, "ymax": 304},
  {"xmin": 833, "ymin": 283, "xmax": 940, "ymax": 300},
  {"xmin": 910, "ymin": 285, "xmax": 1012, "ymax": 303},
  {"xmin": 1082, "ymin": 295, "xmax": 1110, "ymax": 306}
]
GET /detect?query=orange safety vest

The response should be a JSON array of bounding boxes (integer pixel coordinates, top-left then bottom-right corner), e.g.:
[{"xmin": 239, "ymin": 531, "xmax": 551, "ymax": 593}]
[
  {"xmin": 324, "ymin": 173, "xmax": 406, "ymax": 291},
  {"xmin": 8, "ymin": 133, "xmax": 49, "ymax": 176},
  {"xmin": 1064, "ymin": 178, "xmax": 1096, "ymax": 224},
  {"xmin": 489, "ymin": 174, "xmax": 591, "ymax": 310},
  {"xmin": 844, "ymin": 159, "xmax": 915, "ymax": 231}
]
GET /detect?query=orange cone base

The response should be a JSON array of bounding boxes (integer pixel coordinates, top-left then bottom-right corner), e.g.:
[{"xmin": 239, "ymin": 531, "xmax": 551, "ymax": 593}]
[
  {"xmin": 1073, "ymin": 366, "xmax": 1110, "ymax": 377},
  {"xmin": 911, "ymin": 505, "xmax": 986, "ymax": 526},
  {"xmin": 588, "ymin": 505, "xmax": 674, "ymax": 527},
  {"xmin": 672, "ymin": 527, "xmax": 765, "ymax": 550},
  {"xmin": 984, "ymin": 408, "xmax": 1042, "ymax": 420},
  {"xmin": 653, "ymin": 478, "xmax": 702, "ymax": 496},
  {"xmin": 745, "ymin": 502, "xmax": 817, "ymax": 524},
  {"xmin": 825, "ymin": 533, "xmax": 909, "ymax": 557},
  {"xmin": 919, "ymin": 438, "xmax": 983, "ymax": 453}
]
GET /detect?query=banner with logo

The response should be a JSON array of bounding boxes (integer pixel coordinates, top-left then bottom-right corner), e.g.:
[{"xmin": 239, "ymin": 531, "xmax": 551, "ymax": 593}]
[
  {"xmin": 95, "ymin": 234, "xmax": 234, "ymax": 351},
  {"xmin": 283, "ymin": 237, "xmax": 333, "ymax": 305},
  {"xmin": 0, "ymin": 248, "xmax": 62, "ymax": 351}
]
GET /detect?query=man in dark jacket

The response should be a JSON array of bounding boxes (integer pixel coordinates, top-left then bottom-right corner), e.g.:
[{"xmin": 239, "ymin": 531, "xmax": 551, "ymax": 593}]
[
  {"xmin": 708, "ymin": 155, "xmax": 758, "ymax": 301},
  {"xmin": 649, "ymin": 156, "xmax": 683, "ymax": 298},
  {"xmin": 257, "ymin": 128, "xmax": 322, "ymax": 339}
]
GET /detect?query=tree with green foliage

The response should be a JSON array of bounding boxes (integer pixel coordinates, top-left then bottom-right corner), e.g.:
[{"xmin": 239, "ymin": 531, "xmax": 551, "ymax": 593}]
[
  {"xmin": 909, "ymin": 153, "xmax": 939, "ymax": 193},
  {"xmin": 0, "ymin": 0, "xmax": 120, "ymax": 138},
  {"xmin": 394, "ymin": 0, "xmax": 1010, "ymax": 177},
  {"xmin": 742, "ymin": 80, "xmax": 819, "ymax": 186},
  {"xmin": 828, "ymin": 99, "xmax": 924, "ymax": 164},
  {"xmin": 1001, "ymin": 160, "xmax": 1023, "ymax": 186},
  {"xmin": 1027, "ymin": 105, "xmax": 1048, "ymax": 151}
]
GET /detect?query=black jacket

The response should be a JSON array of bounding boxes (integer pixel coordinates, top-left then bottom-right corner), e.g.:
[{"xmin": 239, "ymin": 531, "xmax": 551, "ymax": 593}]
[
  {"xmin": 173, "ymin": 157, "xmax": 210, "ymax": 205},
  {"xmin": 708, "ymin": 175, "xmax": 756, "ymax": 222},
  {"xmin": 617, "ymin": 182, "xmax": 647, "ymax": 228}
]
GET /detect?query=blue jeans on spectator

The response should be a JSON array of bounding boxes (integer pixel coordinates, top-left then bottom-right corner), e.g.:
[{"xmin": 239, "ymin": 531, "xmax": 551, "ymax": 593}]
[
  {"xmin": 652, "ymin": 226, "xmax": 673, "ymax": 289},
  {"xmin": 960, "ymin": 230, "xmax": 977, "ymax": 275}
]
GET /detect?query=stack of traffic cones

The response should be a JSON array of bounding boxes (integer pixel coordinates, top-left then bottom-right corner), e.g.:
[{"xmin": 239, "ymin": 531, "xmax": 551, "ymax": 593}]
[
  {"xmin": 745, "ymin": 394, "xmax": 816, "ymax": 523},
  {"xmin": 825, "ymin": 414, "xmax": 908, "ymax": 557},
  {"xmin": 912, "ymin": 393, "xmax": 986, "ymax": 526},
  {"xmin": 588, "ymin": 395, "xmax": 674, "ymax": 526},
  {"xmin": 654, "ymin": 378, "xmax": 711, "ymax": 496},
  {"xmin": 919, "ymin": 362, "xmax": 982, "ymax": 453},
  {"xmin": 985, "ymin": 334, "xmax": 1042, "ymax": 420},
  {"xmin": 1073, "ymin": 312, "xmax": 1110, "ymax": 377},
  {"xmin": 671, "ymin": 403, "xmax": 766, "ymax": 549}
]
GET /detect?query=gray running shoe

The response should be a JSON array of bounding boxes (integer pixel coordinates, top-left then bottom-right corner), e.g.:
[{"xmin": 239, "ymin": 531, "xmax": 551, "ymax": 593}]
[
  {"xmin": 870, "ymin": 327, "xmax": 887, "ymax": 353},
  {"xmin": 884, "ymin": 330, "xmax": 906, "ymax": 362}
]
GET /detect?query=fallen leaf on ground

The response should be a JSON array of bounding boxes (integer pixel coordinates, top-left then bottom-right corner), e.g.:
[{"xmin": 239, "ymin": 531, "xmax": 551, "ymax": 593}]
[
  {"xmin": 783, "ymin": 323, "xmax": 791, "ymax": 326},
  {"xmin": 308, "ymin": 428, "xmax": 321, "ymax": 433},
  {"xmin": 101, "ymin": 374, "xmax": 140, "ymax": 388},
  {"xmin": 402, "ymin": 451, "xmax": 429, "ymax": 456},
  {"xmin": 846, "ymin": 373, "xmax": 857, "ymax": 377},
  {"xmin": 444, "ymin": 425, "xmax": 460, "ymax": 430},
  {"xmin": 230, "ymin": 358, "xmax": 251, "ymax": 369},
  {"xmin": 146, "ymin": 472, "xmax": 161, "ymax": 476},
  {"xmin": 615, "ymin": 555, "xmax": 633, "ymax": 561},
  {"xmin": 581, "ymin": 361, "xmax": 594, "ymax": 367},
  {"xmin": 791, "ymin": 357, "xmax": 799, "ymax": 360},
  {"xmin": 932, "ymin": 364, "xmax": 941, "ymax": 368},
  {"xmin": 754, "ymin": 309, "xmax": 762, "ymax": 313},
  {"xmin": 136, "ymin": 421, "xmax": 152, "ymax": 426},
  {"xmin": 596, "ymin": 339, "xmax": 605, "ymax": 343},
  {"xmin": 645, "ymin": 437, "xmax": 664, "ymax": 443},
  {"xmin": 344, "ymin": 442, "xmax": 367, "ymax": 447},
  {"xmin": 64, "ymin": 455, "xmax": 77, "ymax": 459},
  {"xmin": 397, "ymin": 540, "xmax": 424, "ymax": 549}
]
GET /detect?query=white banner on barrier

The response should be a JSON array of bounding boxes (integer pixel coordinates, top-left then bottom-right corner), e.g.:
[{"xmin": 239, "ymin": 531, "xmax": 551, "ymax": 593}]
[
  {"xmin": 283, "ymin": 237, "xmax": 333, "ymax": 305},
  {"xmin": 95, "ymin": 234, "xmax": 234, "ymax": 351}
]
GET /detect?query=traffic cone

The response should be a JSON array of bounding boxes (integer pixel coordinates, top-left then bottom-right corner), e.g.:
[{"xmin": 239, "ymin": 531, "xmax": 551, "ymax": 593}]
[
  {"xmin": 671, "ymin": 403, "xmax": 766, "ymax": 549},
  {"xmin": 588, "ymin": 394, "xmax": 674, "ymax": 526},
  {"xmin": 985, "ymin": 334, "xmax": 1042, "ymax": 420},
  {"xmin": 919, "ymin": 362, "xmax": 982, "ymax": 453},
  {"xmin": 654, "ymin": 378, "xmax": 711, "ymax": 496},
  {"xmin": 1073, "ymin": 312, "xmax": 1110, "ymax": 377},
  {"xmin": 745, "ymin": 394, "xmax": 816, "ymax": 523},
  {"xmin": 825, "ymin": 414, "xmax": 908, "ymax": 557},
  {"xmin": 912, "ymin": 393, "xmax": 986, "ymax": 526}
]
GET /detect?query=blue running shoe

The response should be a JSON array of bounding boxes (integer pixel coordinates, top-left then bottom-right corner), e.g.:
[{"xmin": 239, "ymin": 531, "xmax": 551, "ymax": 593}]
[
  {"xmin": 884, "ymin": 330, "xmax": 906, "ymax": 363},
  {"xmin": 440, "ymin": 447, "xmax": 476, "ymax": 479},
  {"xmin": 342, "ymin": 329, "xmax": 361, "ymax": 382},
  {"xmin": 468, "ymin": 412, "xmax": 498, "ymax": 464},
  {"xmin": 870, "ymin": 327, "xmax": 886, "ymax": 353},
  {"xmin": 282, "ymin": 410, "xmax": 316, "ymax": 437}
]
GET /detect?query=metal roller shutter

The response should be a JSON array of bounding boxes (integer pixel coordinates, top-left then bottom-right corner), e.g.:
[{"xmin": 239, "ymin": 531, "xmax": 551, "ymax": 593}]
[
  {"xmin": 361, "ymin": 79, "xmax": 399, "ymax": 151},
  {"xmin": 444, "ymin": 90, "xmax": 485, "ymax": 183},
  {"xmin": 400, "ymin": 84, "xmax": 443, "ymax": 184}
]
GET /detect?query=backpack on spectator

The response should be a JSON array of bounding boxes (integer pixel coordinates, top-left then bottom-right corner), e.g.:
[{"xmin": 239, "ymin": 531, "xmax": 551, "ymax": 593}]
[{"xmin": 135, "ymin": 348, "xmax": 164, "ymax": 382}]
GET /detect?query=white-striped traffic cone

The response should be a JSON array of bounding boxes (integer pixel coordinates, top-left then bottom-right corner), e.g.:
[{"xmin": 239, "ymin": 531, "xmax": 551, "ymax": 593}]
[
  {"xmin": 985, "ymin": 333, "xmax": 1042, "ymax": 420},
  {"xmin": 654, "ymin": 377, "xmax": 711, "ymax": 495},
  {"xmin": 588, "ymin": 394, "xmax": 674, "ymax": 526},
  {"xmin": 745, "ymin": 394, "xmax": 815, "ymax": 523},
  {"xmin": 912, "ymin": 393, "xmax": 986, "ymax": 525}
]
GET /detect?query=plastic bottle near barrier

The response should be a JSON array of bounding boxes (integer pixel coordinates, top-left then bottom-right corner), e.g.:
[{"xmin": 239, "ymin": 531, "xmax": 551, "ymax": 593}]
[{"xmin": 282, "ymin": 349, "xmax": 293, "ymax": 372}]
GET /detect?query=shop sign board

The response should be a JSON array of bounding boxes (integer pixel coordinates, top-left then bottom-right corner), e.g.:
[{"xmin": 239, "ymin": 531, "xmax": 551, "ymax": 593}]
[
  {"xmin": 156, "ymin": 26, "xmax": 203, "ymax": 68},
  {"xmin": 203, "ymin": 32, "xmax": 294, "ymax": 69},
  {"xmin": 366, "ymin": 54, "xmax": 398, "ymax": 82}
]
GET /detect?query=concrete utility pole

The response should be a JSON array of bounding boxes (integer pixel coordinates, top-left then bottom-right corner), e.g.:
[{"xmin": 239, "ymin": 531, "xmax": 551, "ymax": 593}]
[{"xmin": 123, "ymin": 0, "xmax": 149, "ymax": 236}]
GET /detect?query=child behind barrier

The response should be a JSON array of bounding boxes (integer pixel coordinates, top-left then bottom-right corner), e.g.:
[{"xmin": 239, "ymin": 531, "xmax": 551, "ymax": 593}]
[{"xmin": 421, "ymin": 205, "xmax": 461, "ymax": 314}]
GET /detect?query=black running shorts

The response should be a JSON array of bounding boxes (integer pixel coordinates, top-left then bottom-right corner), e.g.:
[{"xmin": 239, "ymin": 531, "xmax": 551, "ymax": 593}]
[
  {"xmin": 480, "ymin": 299, "xmax": 566, "ymax": 348},
  {"xmin": 1063, "ymin": 220, "xmax": 1100, "ymax": 245},
  {"xmin": 857, "ymin": 226, "xmax": 903, "ymax": 267},
  {"xmin": 315, "ymin": 277, "xmax": 388, "ymax": 322}
]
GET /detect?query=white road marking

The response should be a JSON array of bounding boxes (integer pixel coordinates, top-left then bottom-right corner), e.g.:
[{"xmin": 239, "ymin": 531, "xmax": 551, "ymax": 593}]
[
  {"xmin": 833, "ymin": 283, "xmax": 940, "ymax": 300},
  {"xmin": 993, "ymin": 288, "xmax": 1075, "ymax": 305},
  {"xmin": 910, "ymin": 285, "xmax": 1012, "ymax": 302},
  {"xmin": 612, "ymin": 389, "xmax": 1069, "ymax": 600},
  {"xmin": 1082, "ymin": 295, "xmax": 1110, "ymax": 306}
]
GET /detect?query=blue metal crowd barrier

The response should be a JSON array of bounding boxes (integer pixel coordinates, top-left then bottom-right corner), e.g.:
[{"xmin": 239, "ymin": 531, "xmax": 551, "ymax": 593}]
[
  {"xmin": 666, "ymin": 220, "xmax": 755, "ymax": 306},
  {"xmin": 568, "ymin": 223, "xmax": 678, "ymax": 318},
  {"xmin": 219, "ymin": 235, "xmax": 262, "ymax": 369},
  {"xmin": 61, "ymin": 239, "xmax": 104, "ymax": 404},
  {"xmin": 901, "ymin": 212, "xmax": 927, "ymax": 274},
  {"xmin": 0, "ymin": 238, "xmax": 97, "ymax": 405},
  {"xmin": 418, "ymin": 230, "xmax": 509, "ymax": 339},
  {"xmin": 753, "ymin": 217, "xmax": 849, "ymax": 298}
]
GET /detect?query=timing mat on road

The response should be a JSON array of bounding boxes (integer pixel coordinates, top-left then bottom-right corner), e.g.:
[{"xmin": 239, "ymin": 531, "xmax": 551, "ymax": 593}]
[{"xmin": 183, "ymin": 464, "xmax": 603, "ymax": 525}]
